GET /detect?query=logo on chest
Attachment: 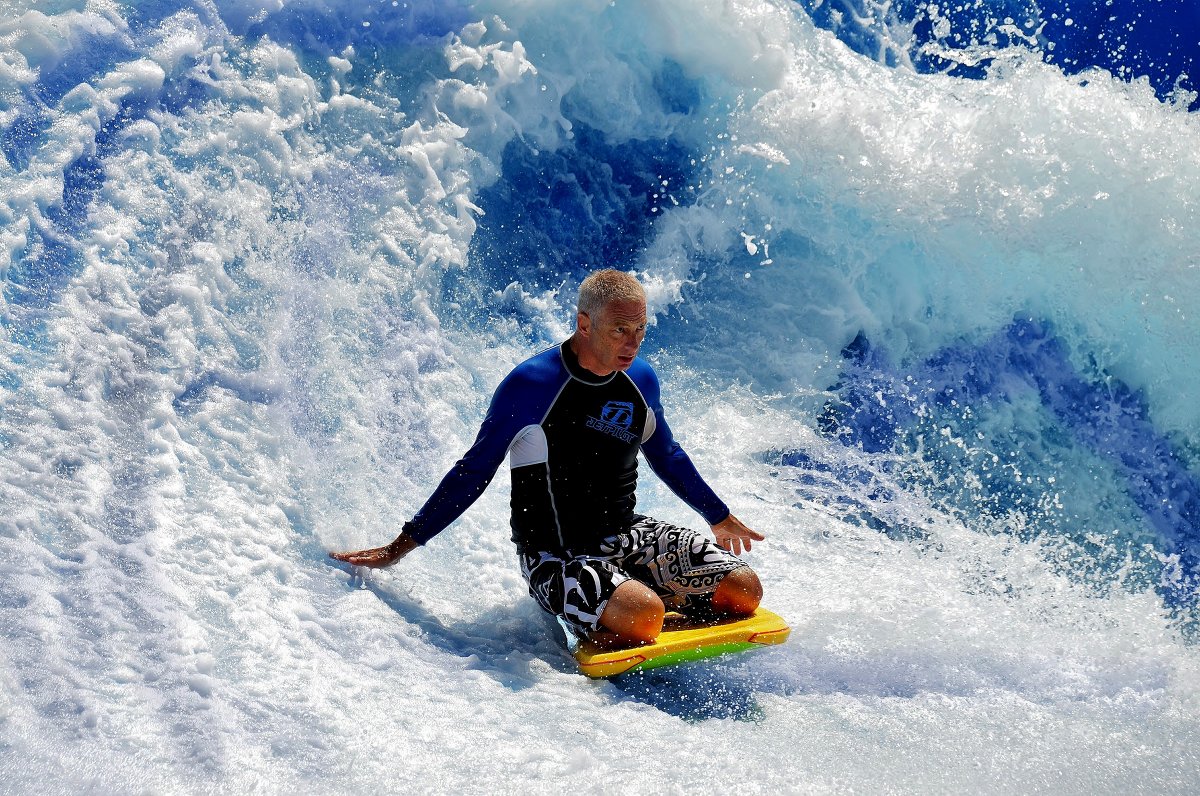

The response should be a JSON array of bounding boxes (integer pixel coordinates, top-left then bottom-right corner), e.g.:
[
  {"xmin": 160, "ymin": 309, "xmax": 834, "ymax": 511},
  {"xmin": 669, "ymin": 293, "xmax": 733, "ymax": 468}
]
[{"xmin": 586, "ymin": 400, "xmax": 638, "ymax": 444}]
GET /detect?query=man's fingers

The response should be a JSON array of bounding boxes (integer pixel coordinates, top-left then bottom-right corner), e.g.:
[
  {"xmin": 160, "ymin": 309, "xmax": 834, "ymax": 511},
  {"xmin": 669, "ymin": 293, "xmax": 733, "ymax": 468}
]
[
  {"xmin": 329, "ymin": 547, "xmax": 390, "ymax": 567},
  {"xmin": 716, "ymin": 527, "xmax": 763, "ymax": 556}
]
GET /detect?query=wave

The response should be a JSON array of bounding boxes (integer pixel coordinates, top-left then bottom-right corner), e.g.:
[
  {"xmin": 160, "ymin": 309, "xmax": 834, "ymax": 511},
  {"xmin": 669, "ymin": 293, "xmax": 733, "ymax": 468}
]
[{"xmin": 3, "ymin": 1, "xmax": 1200, "ymax": 791}]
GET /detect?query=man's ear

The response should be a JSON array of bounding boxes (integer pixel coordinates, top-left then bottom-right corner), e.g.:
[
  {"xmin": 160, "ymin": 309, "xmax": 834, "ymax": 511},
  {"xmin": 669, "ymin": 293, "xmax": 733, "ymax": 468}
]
[{"xmin": 576, "ymin": 311, "xmax": 591, "ymax": 337}]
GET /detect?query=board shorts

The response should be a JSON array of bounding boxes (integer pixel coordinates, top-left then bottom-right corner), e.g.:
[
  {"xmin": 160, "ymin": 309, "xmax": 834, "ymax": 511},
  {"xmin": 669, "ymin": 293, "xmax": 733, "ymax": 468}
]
[{"xmin": 517, "ymin": 515, "xmax": 748, "ymax": 637}]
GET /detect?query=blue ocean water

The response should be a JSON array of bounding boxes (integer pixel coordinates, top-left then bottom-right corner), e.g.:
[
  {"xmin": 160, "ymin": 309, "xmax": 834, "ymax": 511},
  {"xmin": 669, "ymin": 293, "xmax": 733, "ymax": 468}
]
[{"xmin": 2, "ymin": 0, "xmax": 1199, "ymax": 791}]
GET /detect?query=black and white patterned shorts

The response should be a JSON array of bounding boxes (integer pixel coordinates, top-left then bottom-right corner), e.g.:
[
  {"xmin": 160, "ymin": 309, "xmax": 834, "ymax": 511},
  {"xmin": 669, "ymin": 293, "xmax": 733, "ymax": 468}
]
[{"xmin": 518, "ymin": 515, "xmax": 748, "ymax": 636}]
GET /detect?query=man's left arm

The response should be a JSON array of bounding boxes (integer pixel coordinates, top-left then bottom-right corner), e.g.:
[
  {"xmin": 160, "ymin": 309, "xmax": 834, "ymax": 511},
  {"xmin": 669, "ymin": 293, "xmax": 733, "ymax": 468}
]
[{"xmin": 633, "ymin": 363, "xmax": 765, "ymax": 553}]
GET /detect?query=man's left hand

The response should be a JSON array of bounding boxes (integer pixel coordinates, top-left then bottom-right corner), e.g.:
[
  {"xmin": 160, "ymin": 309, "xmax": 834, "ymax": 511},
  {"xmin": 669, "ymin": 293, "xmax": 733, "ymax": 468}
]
[{"xmin": 711, "ymin": 514, "xmax": 765, "ymax": 556}]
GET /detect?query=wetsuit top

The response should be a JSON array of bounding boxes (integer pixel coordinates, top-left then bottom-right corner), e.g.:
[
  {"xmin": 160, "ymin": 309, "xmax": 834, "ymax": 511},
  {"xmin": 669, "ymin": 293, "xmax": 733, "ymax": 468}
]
[{"xmin": 402, "ymin": 341, "xmax": 730, "ymax": 552}]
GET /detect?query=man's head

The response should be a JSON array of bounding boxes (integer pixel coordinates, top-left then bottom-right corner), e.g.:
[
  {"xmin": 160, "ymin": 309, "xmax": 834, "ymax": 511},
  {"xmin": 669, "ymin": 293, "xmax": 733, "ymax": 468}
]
[{"xmin": 572, "ymin": 269, "xmax": 647, "ymax": 376}]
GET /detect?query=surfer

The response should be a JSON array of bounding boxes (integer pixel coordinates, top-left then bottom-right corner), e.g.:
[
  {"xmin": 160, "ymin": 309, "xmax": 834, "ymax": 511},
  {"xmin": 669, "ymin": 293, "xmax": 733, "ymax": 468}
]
[{"xmin": 331, "ymin": 269, "xmax": 764, "ymax": 646}]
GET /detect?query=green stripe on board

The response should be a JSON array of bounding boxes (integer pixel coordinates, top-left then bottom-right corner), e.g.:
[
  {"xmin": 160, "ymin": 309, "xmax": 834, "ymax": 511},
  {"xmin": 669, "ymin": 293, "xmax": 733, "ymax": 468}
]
[{"xmin": 629, "ymin": 642, "xmax": 758, "ymax": 673}]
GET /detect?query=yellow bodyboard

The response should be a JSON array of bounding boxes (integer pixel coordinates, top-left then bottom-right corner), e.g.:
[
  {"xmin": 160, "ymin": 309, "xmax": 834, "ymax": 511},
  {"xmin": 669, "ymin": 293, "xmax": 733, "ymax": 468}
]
[{"xmin": 573, "ymin": 607, "xmax": 790, "ymax": 678}]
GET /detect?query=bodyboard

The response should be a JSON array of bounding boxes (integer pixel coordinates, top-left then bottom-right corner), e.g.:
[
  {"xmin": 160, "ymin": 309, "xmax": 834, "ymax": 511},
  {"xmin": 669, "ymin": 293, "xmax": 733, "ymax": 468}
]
[{"xmin": 573, "ymin": 607, "xmax": 790, "ymax": 678}]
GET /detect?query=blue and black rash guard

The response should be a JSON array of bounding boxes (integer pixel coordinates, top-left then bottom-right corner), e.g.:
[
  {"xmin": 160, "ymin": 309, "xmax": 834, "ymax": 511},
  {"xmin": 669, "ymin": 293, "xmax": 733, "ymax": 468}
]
[{"xmin": 402, "ymin": 341, "xmax": 730, "ymax": 552}]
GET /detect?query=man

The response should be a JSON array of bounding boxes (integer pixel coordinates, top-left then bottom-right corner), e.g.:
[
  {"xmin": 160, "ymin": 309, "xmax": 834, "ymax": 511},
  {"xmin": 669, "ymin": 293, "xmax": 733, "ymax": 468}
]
[{"xmin": 331, "ymin": 269, "xmax": 764, "ymax": 647}]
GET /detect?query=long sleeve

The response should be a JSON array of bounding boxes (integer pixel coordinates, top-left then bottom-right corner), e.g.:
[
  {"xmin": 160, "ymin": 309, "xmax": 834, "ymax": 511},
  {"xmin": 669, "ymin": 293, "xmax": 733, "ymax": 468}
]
[
  {"xmin": 403, "ymin": 396, "xmax": 517, "ymax": 544},
  {"xmin": 403, "ymin": 347, "xmax": 566, "ymax": 544},
  {"xmin": 632, "ymin": 362, "xmax": 730, "ymax": 526}
]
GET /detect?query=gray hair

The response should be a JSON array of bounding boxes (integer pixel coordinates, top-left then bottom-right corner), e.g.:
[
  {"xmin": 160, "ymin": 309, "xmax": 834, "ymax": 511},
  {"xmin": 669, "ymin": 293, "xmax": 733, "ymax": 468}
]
[{"xmin": 577, "ymin": 269, "xmax": 644, "ymax": 318}]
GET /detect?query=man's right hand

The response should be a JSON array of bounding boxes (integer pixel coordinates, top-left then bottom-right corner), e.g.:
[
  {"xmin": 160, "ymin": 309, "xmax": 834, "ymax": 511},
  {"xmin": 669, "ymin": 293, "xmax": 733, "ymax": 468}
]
[{"xmin": 329, "ymin": 532, "xmax": 419, "ymax": 568}]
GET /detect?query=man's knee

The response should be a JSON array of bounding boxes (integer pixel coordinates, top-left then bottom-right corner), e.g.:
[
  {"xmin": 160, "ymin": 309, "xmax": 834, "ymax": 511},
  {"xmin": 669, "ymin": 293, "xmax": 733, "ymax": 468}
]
[
  {"xmin": 598, "ymin": 580, "xmax": 665, "ymax": 644},
  {"xmin": 712, "ymin": 566, "xmax": 763, "ymax": 616}
]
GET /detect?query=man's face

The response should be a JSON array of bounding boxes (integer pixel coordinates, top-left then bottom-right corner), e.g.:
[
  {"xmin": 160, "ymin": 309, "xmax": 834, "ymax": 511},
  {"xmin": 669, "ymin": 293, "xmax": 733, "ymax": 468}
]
[{"xmin": 578, "ymin": 298, "xmax": 647, "ymax": 375}]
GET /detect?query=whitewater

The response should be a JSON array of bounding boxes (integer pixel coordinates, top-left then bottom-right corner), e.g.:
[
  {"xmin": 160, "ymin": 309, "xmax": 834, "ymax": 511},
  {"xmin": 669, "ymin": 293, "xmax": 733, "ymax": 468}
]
[{"xmin": 2, "ymin": 0, "xmax": 1199, "ymax": 792}]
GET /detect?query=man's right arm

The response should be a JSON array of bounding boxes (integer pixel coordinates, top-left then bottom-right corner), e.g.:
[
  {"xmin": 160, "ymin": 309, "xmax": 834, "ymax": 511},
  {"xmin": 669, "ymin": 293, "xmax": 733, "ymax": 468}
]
[
  {"xmin": 328, "ymin": 389, "xmax": 519, "ymax": 567},
  {"xmin": 328, "ymin": 530, "xmax": 419, "ymax": 568},
  {"xmin": 397, "ymin": 394, "xmax": 519, "ymax": 545},
  {"xmin": 328, "ymin": 356, "xmax": 557, "ymax": 567}
]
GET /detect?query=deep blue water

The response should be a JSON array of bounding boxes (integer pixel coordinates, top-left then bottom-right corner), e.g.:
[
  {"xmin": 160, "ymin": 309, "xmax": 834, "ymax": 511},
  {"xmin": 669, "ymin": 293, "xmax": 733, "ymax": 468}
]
[
  {"xmin": 797, "ymin": 0, "xmax": 1200, "ymax": 108},
  {"xmin": 815, "ymin": 320, "xmax": 1200, "ymax": 615}
]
